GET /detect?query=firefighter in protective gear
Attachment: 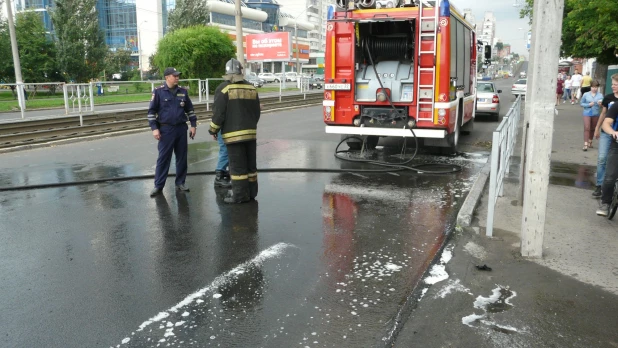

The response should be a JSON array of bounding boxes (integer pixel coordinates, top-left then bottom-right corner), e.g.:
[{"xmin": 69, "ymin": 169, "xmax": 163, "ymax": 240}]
[{"xmin": 209, "ymin": 58, "xmax": 261, "ymax": 204}]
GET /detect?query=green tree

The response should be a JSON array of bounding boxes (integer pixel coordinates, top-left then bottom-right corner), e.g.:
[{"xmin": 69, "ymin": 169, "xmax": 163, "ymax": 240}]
[
  {"xmin": 104, "ymin": 49, "xmax": 132, "ymax": 80},
  {"xmin": 495, "ymin": 42, "xmax": 504, "ymax": 52},
  {"xmin": 51, "ymin": 0, "xmax": 108, "ymax": 82},
  {"xmin": 521, "ymin": 0, "xmax": 618, "ymax": 79},
  {"xmin": 167, "ymin": 0, "xmax": 210, "ymax": 32},
  {"xmin": 148, "ymin": 54, "xmax": 159, "ymax": 77},
  {"xmin": 15, "ymin": 11, "xmax": 59, "ymax": 84},
  {"xmin": 561, "ymin": 0, "xmax": 618, "ymax": 65},
  {"xmin": 153, "ymin": 25, "xmax": 235, "ymax": 80},
  {"xmin": 0, "ymin": 20, "xmax": 14, "ymax": 84}
]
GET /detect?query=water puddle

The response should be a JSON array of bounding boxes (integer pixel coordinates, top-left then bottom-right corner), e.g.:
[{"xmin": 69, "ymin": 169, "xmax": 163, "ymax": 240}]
[{"xmin": 549, "ymin": 161, "xmax": 596, "ymax": 189}]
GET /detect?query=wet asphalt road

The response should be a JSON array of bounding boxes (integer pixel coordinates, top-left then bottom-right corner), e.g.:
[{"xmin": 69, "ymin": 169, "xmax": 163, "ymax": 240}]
[{"xmin": 0, "ymin": 79, "xmax": 518, "ymax": 348}]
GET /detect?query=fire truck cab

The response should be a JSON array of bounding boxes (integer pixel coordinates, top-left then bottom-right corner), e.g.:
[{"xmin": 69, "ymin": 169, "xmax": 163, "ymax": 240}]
[{"xmin": 323, "ymin": 0, "xmax": 478, "ymax": 154}]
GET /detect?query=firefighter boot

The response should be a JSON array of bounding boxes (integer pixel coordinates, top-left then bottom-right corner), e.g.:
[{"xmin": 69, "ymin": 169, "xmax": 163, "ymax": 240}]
[
  {"xmin": 224, "ymin": 180, "xmax": 250, "ymax": 204},
  {"xmin": 214, "ymin": 170, "xmax": 232, "ymax": 188}
]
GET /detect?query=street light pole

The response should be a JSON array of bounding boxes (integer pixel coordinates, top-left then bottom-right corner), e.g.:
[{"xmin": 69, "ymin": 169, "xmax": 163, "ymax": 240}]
[
  {"xmin": 294, "ymin": 8, "xmax": 310, "ymax": 75},
  {"xmin": 138, "ymin": 27, "xmax": 143, "ymax": 81},
  {"xmin": 5, "ymin": 0, "xmax": 26, "ymax": 118},
  {"xmin": 295, "ymin": 22, "xmax": 299, "ymax": 74},
  {"xmin": 234, "ymin": 0, "xmax": 245, "ymax": 67}
]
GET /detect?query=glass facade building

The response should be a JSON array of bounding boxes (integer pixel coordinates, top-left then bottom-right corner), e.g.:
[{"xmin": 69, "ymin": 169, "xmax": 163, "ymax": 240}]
[
  {"xmin": 162, "ymin": 0, "xmax": 176, "ymax": 35},
  {"xmin": 14, "ymin": 0, "xmax": 54, "ymax": 33},
  {"xmin": 96, "ymin": 0, "xmax": 138, "ymax": 52},
  {"xmin": 245, "ymin": 0, "xmax": 279, "ymax": 32}
]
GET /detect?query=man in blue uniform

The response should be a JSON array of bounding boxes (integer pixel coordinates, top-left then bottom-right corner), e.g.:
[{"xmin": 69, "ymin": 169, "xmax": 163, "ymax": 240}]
[
  {"xmin": 147, "ymin": 67, "xmax": 197, "ymax": 197},
  {"xmin": 209, "ymin": 59, "xmax": 260, "ymax": 204}
]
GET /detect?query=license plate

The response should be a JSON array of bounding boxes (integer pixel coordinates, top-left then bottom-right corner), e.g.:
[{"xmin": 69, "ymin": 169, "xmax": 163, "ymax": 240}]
[
  {"xmin": 478, "ymin": 98, "xmax": 486, "ymax": 102},
  {"xmin": 325, "ymin": 83, "xmax": 351, "ymax": 90}
]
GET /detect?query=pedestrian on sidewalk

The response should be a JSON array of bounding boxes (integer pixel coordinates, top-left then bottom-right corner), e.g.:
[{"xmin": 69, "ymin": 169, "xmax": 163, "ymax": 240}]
[
  {"xmin": 596, "ymin": 101, "xmax": 618, "ymax": 216},
  {"xmin": 592, "ymin": 74, "xmax": 618, "ymax": 197},
  {"xmin": 563, "ymin": 75, "xmax": 572, "ymax": 103},
  {"xmin": 209, "ymin": 58, "xmax": 261, "ymax": 204},
  {"xmin": 571, "ymin": 70, "xmax": 583, "ymax": 104},
  {"xmin": 147, "ymin": 67, "xmax": 197, "ymax": 197},
  {"xmin": 580, "ymin": 80, "xmax": 603, "ymax": 151},
  {"xmin": 556, "ymin": 74, "xmax": 564, "ymax": 106},
  {"xmin": 581, "ymin": 71, "xmax": 593, "ymax": 95}
]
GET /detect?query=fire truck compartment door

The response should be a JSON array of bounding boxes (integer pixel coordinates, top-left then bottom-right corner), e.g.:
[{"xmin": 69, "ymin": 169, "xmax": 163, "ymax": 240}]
[{"xmin": 355, "ymin": 61, "xmax": 413, "ymax": 102}]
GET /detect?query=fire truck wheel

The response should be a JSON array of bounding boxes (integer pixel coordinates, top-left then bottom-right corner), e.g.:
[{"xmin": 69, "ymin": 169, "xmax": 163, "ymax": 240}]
[{"xmin": 442, "ymin": 113, "xmax": 461, "ymax": 155}]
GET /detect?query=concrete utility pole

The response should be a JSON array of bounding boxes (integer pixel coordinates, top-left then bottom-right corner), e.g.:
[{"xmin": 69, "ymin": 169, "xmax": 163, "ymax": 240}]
[
  {"xmin": 520, "ymin": 0, "xmax": 565, "ymax": 258},
  {"xmin": 5, "ymin": 0, "xmax": 26, "ymax": 118},
  {"xmin": 234, "ymin": 0, "xmax": 246, "ymax": 69}
]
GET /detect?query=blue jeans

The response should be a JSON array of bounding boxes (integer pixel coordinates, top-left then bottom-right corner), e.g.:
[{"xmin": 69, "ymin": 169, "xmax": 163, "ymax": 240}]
[
  {"xmin": 563, "ymin": 88, "xmax": 571, "ymax": 101},
  {"xmin": 216, "ymin": 130, "xmax": 229, "ymax": 171},
  {"xmin": 597, "ymin": 131, "xmax": 612, "ymax": 186}
]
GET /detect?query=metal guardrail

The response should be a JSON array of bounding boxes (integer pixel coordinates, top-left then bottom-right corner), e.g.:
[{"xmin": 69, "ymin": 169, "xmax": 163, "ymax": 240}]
[
  {"xmin": 0, "ymin": 94, "xmax": 323, "ymax": 150},
  {"xmin": 486, "ymin": 96, "xmax": 522, "ymax": 237},
  {"xmin": 1, "ymin": 78, "xmax": 305, "ymax": 117}
]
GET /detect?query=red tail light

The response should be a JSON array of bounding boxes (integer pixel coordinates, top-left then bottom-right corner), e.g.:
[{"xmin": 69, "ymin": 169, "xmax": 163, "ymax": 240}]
[
  {"xmin": 492, "ymin": 95, "xmax": 500, "ymax": 103},
  {"xmin": 512, "ymin": 85, "xmax": 516, "ymax": 89}
]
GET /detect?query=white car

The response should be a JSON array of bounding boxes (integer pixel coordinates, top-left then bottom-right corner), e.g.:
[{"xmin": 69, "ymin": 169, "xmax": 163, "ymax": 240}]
[
  {"xmin": 258, "ymin": 73, "xmax": 277, "ymax": 83},
  {"xmin": 511, "ymin": 78, "xmax": 527, "ymax": 99},
  {"xmin": 476, "ymin": 82, "xmax": 501, "ymax": 121}
]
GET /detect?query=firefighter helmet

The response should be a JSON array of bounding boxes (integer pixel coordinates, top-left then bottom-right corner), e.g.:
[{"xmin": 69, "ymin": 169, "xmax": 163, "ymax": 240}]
[{"xmin": 225, "ymin": 58, "xmax": 243, "ymax": 75}]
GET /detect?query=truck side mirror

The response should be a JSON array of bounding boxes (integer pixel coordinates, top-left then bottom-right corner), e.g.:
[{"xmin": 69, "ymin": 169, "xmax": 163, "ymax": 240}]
[{"xmin": 484, "ymin": 45, "xmax": 492, "ymax": 60}]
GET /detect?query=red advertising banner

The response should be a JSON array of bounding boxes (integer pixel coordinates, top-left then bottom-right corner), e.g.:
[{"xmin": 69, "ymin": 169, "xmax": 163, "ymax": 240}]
[{"xmin": 246, "ymin": 32, "xmax": 291, "ymax": 62}]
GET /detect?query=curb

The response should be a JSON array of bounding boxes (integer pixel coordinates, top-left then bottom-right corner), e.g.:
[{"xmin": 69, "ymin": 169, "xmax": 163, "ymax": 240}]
[{"xmin": 456, "ymin": 155, "xmax": 492, "ymax": 227}]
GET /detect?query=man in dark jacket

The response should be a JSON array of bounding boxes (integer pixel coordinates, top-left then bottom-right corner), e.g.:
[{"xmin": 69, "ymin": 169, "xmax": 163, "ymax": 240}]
[
  {"xmin": 147, "ymin": 67, "xmax": 197, "ymax": 197},
  {"xmin": 209, "ymin": 59, "xmax": 260, "ymax": 204}
]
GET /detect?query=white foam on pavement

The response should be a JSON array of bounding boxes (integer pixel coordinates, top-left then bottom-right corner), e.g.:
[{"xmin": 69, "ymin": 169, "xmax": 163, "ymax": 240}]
[
  {"xmin": 424, "ymin": 247, "xmax": 454, "ymax": 285},
  {"xmin": 120, "ymin": 242, "xmax": 294, "ymax": 343},
  {"xmin": 435, "ymin": 279, "xmax": 472, "ymax": 299}
]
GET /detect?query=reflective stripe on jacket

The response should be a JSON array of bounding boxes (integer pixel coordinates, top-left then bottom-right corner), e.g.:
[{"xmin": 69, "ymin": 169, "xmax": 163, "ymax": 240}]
[{"xmin": 210, "ymin": 81, "xmax": 261, "ymax": 144}]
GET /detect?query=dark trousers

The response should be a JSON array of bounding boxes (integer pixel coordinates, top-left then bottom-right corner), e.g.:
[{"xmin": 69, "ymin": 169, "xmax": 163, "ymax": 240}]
[
  {"xmin": 154, "ymin": 124, "xmax": 188, "ymax": 188},
  {"xmin": 227, "ymin": 140, "xmax": 258, "ymax": 202},
  {"xmin": 601, "ymin": 145, "xmax": 618, "ymax": 204}
]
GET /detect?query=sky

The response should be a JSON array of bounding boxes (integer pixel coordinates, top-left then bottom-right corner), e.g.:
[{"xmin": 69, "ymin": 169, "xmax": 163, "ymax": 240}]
[{"xmin": 455, "ymin": 0, "xmax": 531, "ymax": 56}]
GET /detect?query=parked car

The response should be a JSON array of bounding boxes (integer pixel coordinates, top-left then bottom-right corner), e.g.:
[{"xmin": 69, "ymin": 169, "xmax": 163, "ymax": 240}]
[
  {"xmin": 258, "ymin": 73, "xmax": 277, "ymax": 83},
  {"xmin": 314, "ymin": 74, "xmax": 324, "ymax": 81},
  {"xmin": 245, "ymin": 75, "xmax": 264, "ymax": 88},
  {"xmin": 307, "ymin": 78, "xmax": 322, "ymax": 90},
  {"xmin": 285, "ymin": 72, "xmax": 298, "ymax": 82},
  {"xmin": 511, "ymin": 78, "xmax": 527, "ymax": 99},
  {"xmin": 475, "ymin": 82, "xmax": 501, "ymax": 121}
]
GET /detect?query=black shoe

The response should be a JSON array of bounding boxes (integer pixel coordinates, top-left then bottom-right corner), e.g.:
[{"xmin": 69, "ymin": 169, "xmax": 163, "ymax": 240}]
[
  {"xmin": 176, "ymin": 184, "xmax": 190, "ymax": 192},
  {"xmin": 223, "ymin": 196, "xmax": 250, "ymax": 204},
  {"xmin": 214, "ymin": 171, "xmax": 232, "ymax": 188},
  {"xmin": 592, "ymin": 186, "xmax": 602, "ymax": 197},
  {"xmin": 150, "ymin": 187, "xmax": 162, "ymax": 197}
]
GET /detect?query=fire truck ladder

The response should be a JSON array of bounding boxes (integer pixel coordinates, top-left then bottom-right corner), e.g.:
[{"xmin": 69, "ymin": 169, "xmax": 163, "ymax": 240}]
[{"xmin": 416, "ymin": 0, "xmax": 439, "ymax": 123}]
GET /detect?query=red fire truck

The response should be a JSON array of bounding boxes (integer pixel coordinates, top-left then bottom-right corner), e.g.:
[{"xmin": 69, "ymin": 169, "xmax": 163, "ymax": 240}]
[{"xmin": 323, "ymin": 0, "xmax": 482, "ymax": 154}]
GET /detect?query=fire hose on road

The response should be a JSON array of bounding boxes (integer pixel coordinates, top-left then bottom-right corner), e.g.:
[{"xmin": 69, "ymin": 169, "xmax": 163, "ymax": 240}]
[{"xmin": 0, "ymin": 135, "xmax": 463, "ymax": 192}]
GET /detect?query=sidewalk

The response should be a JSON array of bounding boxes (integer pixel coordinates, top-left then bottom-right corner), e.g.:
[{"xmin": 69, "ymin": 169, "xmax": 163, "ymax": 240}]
[{"xmin": 395, "ymin": 102, "xmax": 618, "ymax": 347}]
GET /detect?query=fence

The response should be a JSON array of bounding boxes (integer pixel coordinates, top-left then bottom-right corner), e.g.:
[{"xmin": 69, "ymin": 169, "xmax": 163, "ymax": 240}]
[
  {"xmin": 486, "ymin": 96, "xmax": 522, "ymax": 237},
  {"xmin": 1, "ymin": 77, "xmax": 310, "ymax": 118}
]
